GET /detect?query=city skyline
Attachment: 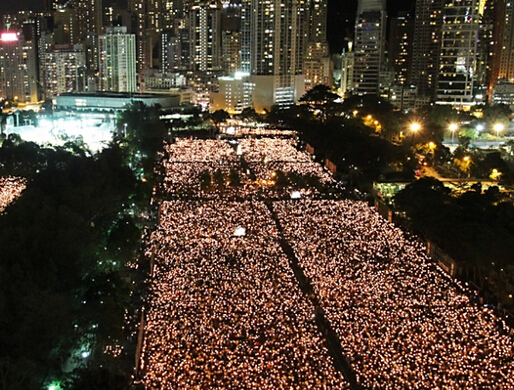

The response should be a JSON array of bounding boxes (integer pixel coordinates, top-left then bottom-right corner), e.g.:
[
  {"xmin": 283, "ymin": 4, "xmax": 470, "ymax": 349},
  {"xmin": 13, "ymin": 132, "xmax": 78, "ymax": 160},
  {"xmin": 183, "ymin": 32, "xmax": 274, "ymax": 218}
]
[{"xmin": 0, "ymin": 0, "xmax": 417, "ymax": 55}]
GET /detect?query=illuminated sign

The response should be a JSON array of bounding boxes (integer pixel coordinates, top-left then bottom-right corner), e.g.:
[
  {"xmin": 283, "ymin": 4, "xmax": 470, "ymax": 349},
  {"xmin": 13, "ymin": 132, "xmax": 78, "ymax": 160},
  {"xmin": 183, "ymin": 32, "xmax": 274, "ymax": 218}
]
[{"xmin": 1, "ymin": 33, "xmax": 18, "ymax": 42}]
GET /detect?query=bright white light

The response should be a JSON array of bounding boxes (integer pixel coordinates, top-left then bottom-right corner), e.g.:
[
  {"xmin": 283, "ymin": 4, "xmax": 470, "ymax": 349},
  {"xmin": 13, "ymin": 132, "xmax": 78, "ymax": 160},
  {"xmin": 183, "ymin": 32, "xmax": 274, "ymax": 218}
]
[
  {"xmin": 234, "ymin": 227, "xmax": 246, "ymax": 237},
  {"xmin": 236, "ymin": 144, "xmax": 242, "ymax": 155},
  {"xmin": 290, "ymin": 191, "xmax": 302, "ymax": 199},
  {"xmin": 234, "ymin": 71, "xmax": 249, "ymax": 80},
  {"xmin": 1, "ymin": 33, "xmax": 18, "ymax": 42},
  {"xmin": 476, "ymin": 124, "xmax": 484, "ymax": 132},
  {"xmin": 226, "ymin": 126, "xmax": 235, "ymax": 135},
  {"xmin": 81, "ymin": 351, "xmax": 90, "ymax": 359}
]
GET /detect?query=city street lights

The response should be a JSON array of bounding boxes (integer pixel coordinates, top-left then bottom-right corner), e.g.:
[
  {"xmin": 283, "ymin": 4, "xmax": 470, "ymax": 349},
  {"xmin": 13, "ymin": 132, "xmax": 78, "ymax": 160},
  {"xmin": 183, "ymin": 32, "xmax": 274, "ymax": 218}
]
[
  {"xmin": 449, "ymin": 123, "xmax": 458, "ymax": 145},
  {"xmin": 494, "ymin": 123, "xmax": 504, "ymax": 146},
  {"xmin": 410, "ymin": 122, "xmax": 421, "ymax": 133}
]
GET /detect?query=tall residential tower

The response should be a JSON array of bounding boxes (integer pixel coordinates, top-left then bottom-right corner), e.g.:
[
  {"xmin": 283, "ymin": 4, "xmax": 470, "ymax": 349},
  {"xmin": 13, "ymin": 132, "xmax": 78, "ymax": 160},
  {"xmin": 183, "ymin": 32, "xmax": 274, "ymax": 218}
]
[{"xmin": 353, "ymin": 0, "xmax": 386, "ymax": 95}]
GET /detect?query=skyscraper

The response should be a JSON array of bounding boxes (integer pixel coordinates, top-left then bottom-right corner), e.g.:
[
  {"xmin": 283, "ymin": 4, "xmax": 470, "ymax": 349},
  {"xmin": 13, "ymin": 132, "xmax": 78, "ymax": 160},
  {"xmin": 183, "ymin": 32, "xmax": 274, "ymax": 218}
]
[
  {"xmin": 496, "ymin": 0, "xmax": 514, "ymax": 81},
  {"xmin": 43, "ymin": 44, "xmax": 85, "ymax": 98},
  {"xmin": 0, "ymin": 30, "xmax": 38, "ymax": 103},
  {"xmin": 239, "ymin": 0, "xmax": 308, "ymax": 109},
  {"xmin": 353, "ymin": 0, "xmax": 386, "ymax": 95},
  {"xmin": 389, "ymin": 11, "xmax": 413, "ymax": 87},
  {"xmin": 188, "ymin": 1, "xmax": 221, "ymax": 71},
  {"xmin": 304, "ymin": 0, "xmax": 332, "ymax": 91},
  {"xmin": 410, "ymin": 0, "xmax": 443, "ymax": 100},
  {"xmin": 98, "ymin": 26, "xmax": 137, "ymax": 92},
  {"xmin": 437, "ymin": 0, "xmax": 485, "ymax": 107}
]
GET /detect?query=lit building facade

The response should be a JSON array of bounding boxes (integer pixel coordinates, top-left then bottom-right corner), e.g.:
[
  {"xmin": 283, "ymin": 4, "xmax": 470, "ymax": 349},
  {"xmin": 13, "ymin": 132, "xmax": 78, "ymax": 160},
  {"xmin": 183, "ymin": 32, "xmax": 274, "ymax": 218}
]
[
  {"xmin": 188, "ymin": 1, "xmax": 222, "ymax": 71},
  {"xmin": 496, "ymin": 0, "xmax": 514, "ymax": 82},
  {"xmin": 437, "ymin": 0, "xmax": 485, "ymax": 107},
  {"xmin": 221, "ymin": 30, "xmax": 241, "ymax": 75},
  {"xmin": 238, "ymin": 0, "xmax": 308, "ymax": 109},
  {"xmin": 210, "ymin": 73, "xmax": 254, "ymax": 114},
  {"xmin": 389, "ymin": 11, "xmax": 413, "ymax": 86},
  {"xmin": 340, "ymin": 46, "xmax": 355, "ymax": 96},
  {"xmin": 0, "ymin": 31, "xmax": 38, "ymax": 103},
  {"xmin": 98, "ymin": 27, "xmax": 137, "ymax": 92},
  {"xmin": 43, "ymin": 44, "xmax": 85, "ymax": 98},
  {"xmin": 353, "ymin": 0, "xmax": 386, "ymax": 95},
  {"xmin": 161, "ymin": 31, "xmax": 183, "ymax": 72},
  {"xmin": 410, "ymin": 0, "xmax": 443, "ymax": 100},
  {"xmin": 304, "ymin": 0, "xmax": 332, "ymax": 91}
]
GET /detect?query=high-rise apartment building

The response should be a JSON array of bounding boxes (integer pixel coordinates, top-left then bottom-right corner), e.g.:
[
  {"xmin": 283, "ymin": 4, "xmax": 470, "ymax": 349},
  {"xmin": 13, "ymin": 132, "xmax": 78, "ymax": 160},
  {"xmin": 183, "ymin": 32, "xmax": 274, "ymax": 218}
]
[
  {"xmin": 248, "ymin": 0, "xmax": 306, "ymax": 77},
  {"xmin": 353, "ymin": 0, "xmax": 386, "ymax": 95},
  {"xmin": 389, "ymin": 11, "xmax": 413, "ymax": 87},
  {"xmin": 340, "ymin": 44, "xmax": 355, "ymax": 96},
  {"xmin": 238, "ymin": 0, "xmax": 308, "ymax": 109},
  {"xmin": 188, "ymin": 1, "xmax": 222, "ymax": 71},
  {"xmin": 304, "ymin": 0, "xmax": 332, "ymax": 91},
  {"xmin": 53, "ymin": 7, "xmax": 79, "ymax": 45},
  {"xmin": 221, "ymin": 30, "xmax": 241, "ymax": 74},
  {"xmin": 98, "ymin": 26, "xmax": 137, "ymax": 92},
  {"xmin": 161, "ymin": 30, "xmax": 183, "ymax": 72},
  {"xmin": 43, "ymin": 44, "xmax": 85, "ymax": 98},
  {"xmin": 496, "ymin": 0, "xmax": 514, "ymax": 81},
  {"xmin": 0, "ymin": 30, "xmax": 38, "ymax": 103},
  {"xmin": 410, "ymin": 0, "xmax": 443, "ymax": 100},
  {"xmin": 437, "ymin": 0, "xmax": 485, "ymax": 107}
]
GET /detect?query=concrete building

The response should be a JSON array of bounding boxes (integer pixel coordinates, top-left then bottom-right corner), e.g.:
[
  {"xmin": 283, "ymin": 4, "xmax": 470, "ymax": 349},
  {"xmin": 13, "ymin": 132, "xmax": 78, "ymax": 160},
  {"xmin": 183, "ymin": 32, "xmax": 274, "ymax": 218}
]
[
  {"xmin": 43, "ymin": 44, "xmax": 85, "ymax": 98},
  {"xmin": 238, "ymin": 0, "xmax": 308, "ymax": 109},
  {"xmin": 340, "ymin": 44, "xmax": 355, "ymax": 96},
  {"xmin": 437, "ymin": 0, "xmax": 484, "ymax": 108},
  {"xmin": 221, "ymin": 30, "xmax": 241, "ymax": 75},
  {"xmin": 161, "ymin": 30, "xmax": 182, "ymax": 72},
  {"xmin": 353, "ymin": 0, "xmax": 386, "ymax": 96},
  {"xmin": 492, "ymin": 79, "xmax": 514, "ymax": 107},
  {"xmin": 389, "ymin": 11, "xmax": 413, "ymax": 87},
  {"xmin": 410, "ymin": 0, "xmax": 443, "ymax": 101},
  {"xmin": 188, "ymin": 1, "xmax": 222, "ymax": 71},
  {"xmin": 210, "ymin": 72, "xmax": 254, "ymax": 114},
  {"xmin": 53, "ymin": 91, "xmax": 180, "ymax": 111},
  {"xmin": 0, "ymin": 31, "xmax": 38, "ymax": 103},
  {"xmin": 98, "ymin": 26, "xmax": 137, "ymax": 92},
  {"xmin": 53, "ymin": 6, "xmax": 79, "ymax": 45},
  {"xmin": 304, "ymin": 0, "xmax": 332, "ymax": 91}
]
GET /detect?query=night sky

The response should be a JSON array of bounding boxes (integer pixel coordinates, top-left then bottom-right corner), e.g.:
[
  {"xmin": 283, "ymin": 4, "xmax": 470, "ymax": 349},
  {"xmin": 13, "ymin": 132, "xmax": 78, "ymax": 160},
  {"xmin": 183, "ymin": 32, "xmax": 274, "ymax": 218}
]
[{"xmin": 0, "ymin": 0, "xmax": 417, "ymax": 54}]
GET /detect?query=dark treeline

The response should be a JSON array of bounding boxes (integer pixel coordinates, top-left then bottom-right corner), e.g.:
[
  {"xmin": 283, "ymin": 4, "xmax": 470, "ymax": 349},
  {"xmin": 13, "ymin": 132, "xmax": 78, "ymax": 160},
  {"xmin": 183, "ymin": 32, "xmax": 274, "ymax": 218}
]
[
  {"xmin": 394, "ymin": 177, "xmax": 514, "ymax": 314},
  {"xmin": 0, "ymin": 102, "xmax": 165, "ymax": 390}
]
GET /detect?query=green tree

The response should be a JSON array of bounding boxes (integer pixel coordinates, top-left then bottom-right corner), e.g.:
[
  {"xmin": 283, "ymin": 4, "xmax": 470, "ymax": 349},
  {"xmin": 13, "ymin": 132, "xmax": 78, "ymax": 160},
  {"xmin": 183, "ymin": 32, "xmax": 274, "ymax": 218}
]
[
  {"xmin": 299, "ymin": 85, "xmax": 340, "ymax": 122},
  {"xmin": 117, "ymin": 101, "xmax": 167, "ymax": 179},
  {"xmin": 210, "ymin": 110, "xmax": 230, "ymax": 128}
]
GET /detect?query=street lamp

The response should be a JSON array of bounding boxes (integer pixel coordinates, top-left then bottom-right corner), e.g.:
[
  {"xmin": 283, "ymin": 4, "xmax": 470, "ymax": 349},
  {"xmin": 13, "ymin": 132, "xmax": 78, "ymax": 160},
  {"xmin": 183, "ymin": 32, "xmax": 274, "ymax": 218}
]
[
  {"xmin": 449, "ymin": 123, "xmax": 458, "ymax": 145},
  {"xmin": 494, "ymin": 123, "xmax": 504, "ymax": 145},
  {"xmin": 410, "ymin": 122, "xmax": 421, "ymax": 133}
]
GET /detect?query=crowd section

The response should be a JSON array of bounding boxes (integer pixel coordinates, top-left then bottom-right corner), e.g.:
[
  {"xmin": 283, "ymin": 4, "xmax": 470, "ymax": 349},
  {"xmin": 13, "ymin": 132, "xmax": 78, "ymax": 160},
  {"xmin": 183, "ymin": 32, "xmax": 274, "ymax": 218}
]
[
  {"xmin": 158, "ymin": 138, "xmax": 333, "ymax": 197},
  {"xmin": 144, "ymin": 135, "xmax": 514, "ymax": 388},
  {"xmin": 0, "ymin": 176, "xmax": 26, "ymax": 212},
  {"xmin": 239, "ymin": 138, "xmax": 332, "ymax": 184},
  {"xmin": 273, "ymin": 199, "xmax": 514, "ymax": 389},
  {"xmin": 160, "ymin": 140, "xmax": 237, "ymax": 193},
  {"xmin": 141, "ymin": 200, "xmax": 349, "ymax": 389},
  {"xmin": 221, "ymin": 125, "xmax": 295, "ymax": 138}
]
